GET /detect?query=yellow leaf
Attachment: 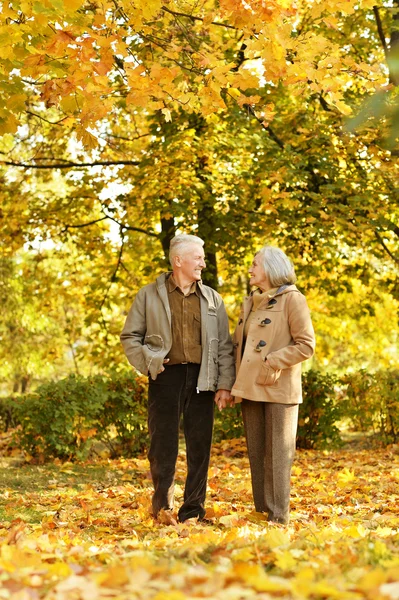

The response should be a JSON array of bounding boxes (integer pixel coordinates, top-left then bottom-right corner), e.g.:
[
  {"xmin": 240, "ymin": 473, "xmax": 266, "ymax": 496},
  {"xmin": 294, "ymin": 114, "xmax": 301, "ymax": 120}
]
[
  {"xmin": 337, "ymin": 467, "xmax": 356, "ymax": 483},
  {"xmin": 219, "ymin": 514, "xmax": 241, "ymax": 527},
  {"xmin": 0, "ymin": 114, "xmax": 19, "ymax": 135},
  {"xmin": 274, "ymin": 549, "xmax": 297, "ymax": 570},
  {"xmin": 76, "ymin": 127, "xmax": 99, "ymax": 150},
  {"xmin": 233, "ymin": 563, "xmax": 291, "ymax": 593},
  {"xmin": 60, "ymin": 95, "xmax": 79, "ymax": 113},
  {"xmin": 141, "ymin": 0, "xmax": 162, "ymax": 20},
  {"xmin": 7, "ymin": 94, "xmax": 27, "ymax": 112},
  {"xmin": 152, "ymin": 593, "xmax": 186, "ymax": 600},
  {"xmin": 344, "ymin": 524, "xmax": 368, "ymax": 538},
  {"xmin": 48, "ymin": 562, "xmax": 73, "ymax": 578},
  {"xmin": 63, "ymin": 0, "xmax": 84, "ymax": 10},
  {"xmin": 161, "ymin": 107, "xmax": 172, "ymax": 122},
  {"xmin": 96, "ymin": 565, "xmax": 130, "ymax": 588},
  {"xmin": 263, "ymin": 528, "xmax": 290, "ymax": 549},
  {"xmin": 310, "ymin": 581, "xmax": 354, "ymax": 598},
  {"xmin": 231, "ymin": 547, "xmax": 256, "ymax": 561}
]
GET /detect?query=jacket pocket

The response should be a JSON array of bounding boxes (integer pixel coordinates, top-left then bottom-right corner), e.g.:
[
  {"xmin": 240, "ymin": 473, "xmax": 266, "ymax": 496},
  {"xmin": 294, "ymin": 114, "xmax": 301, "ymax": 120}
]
[
  {"xmin": 255, "ymin": 360, "xmax": 281, "ymax": 387},
  {"xmin": 144, "ymin": 334, "xmax": 164, "ymax": 352}
]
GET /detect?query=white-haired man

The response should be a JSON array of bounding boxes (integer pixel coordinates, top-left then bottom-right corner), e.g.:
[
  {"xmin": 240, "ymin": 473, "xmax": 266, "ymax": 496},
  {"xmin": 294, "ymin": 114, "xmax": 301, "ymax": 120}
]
[{"xmin": 121, "ymin": 234, "xmax": 235, "ymax": 524}]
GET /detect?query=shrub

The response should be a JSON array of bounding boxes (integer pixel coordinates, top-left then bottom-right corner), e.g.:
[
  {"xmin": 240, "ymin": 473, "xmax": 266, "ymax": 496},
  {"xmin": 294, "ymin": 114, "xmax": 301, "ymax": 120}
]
[
  {"xmin": 95, "ymin": 370, "xmax": 149, "ymax": 457},
  {"xmin": 8, "ymin": 366, "xmax": 397, "ymax": 461},
  {"xmin": 9, "ymin": 370, "xmax": 149, "ymax": 461},
  {"xmin": 0, "ymin": 396, "xmax": 19, "ymax": 432},
  {"xmin": 297, "ymin": 369, "xmax": 343, "ymax": 449},
  {"xmin": 343, "ymin": 370, "xmax": 399, "ymax": 444},
  {"xmin": 340, "ymin": 369, "xmax": 376, "ymax": 433},
  {"xmin": 213, "ymin": 403, "xmax": 244, "ymax": 442}
]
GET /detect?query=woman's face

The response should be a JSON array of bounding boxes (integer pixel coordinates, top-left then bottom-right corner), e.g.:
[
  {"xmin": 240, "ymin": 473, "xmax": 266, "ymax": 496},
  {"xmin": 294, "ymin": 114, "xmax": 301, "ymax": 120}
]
[{"xmin": 249, "ymin": 254, "xmax": 271, "ymax": 291}]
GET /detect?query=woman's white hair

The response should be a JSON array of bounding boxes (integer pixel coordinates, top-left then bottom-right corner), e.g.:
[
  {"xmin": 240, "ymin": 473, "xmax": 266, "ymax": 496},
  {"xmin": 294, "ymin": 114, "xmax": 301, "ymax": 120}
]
[
  {"xmin": 169, "ymin": 234, "xmax": 204, "ymax": 266},
  {"xmin": 257, "ymin": 246, "xmax": 297, "ymax": 287}
]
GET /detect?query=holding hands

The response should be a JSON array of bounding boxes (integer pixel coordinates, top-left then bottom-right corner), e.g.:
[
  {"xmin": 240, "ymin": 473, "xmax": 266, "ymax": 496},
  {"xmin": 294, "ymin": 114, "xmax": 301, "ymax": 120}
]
[{"xmin": 214, "ymin": 389, "xmax": 234, "ymax": 410}]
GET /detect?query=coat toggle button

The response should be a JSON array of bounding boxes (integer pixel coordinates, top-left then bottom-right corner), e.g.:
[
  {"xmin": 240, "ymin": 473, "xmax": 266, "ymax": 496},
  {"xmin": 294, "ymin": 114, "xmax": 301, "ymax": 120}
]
[
  {"xmin": 255, "ymin": 340, "xmax": 267, "ymax": 351},
  {"xmin": 260, "ymin": 318, "xmax": 272, "ymax": 326}
]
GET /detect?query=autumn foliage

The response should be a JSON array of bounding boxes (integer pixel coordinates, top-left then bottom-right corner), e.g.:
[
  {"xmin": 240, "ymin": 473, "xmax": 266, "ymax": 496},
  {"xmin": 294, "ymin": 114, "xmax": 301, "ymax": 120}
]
[
  {"xmin": 0, "ymin": 0, "xmax": 388, "ymax": 137},
  {"xmin": 0, "ymin": 437, "xmax": 398, "ymax": 599}
]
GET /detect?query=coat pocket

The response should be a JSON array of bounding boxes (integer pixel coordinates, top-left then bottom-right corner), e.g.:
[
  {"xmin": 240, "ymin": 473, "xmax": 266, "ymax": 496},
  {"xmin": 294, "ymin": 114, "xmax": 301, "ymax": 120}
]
[{"xmin": 255, "ymin": 360, "xmax": 281, "ymax": 387}]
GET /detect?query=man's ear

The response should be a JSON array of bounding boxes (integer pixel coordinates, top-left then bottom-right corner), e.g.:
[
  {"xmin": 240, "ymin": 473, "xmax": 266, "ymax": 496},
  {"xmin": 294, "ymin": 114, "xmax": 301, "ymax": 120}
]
[{"xmin": 174, "ymin": 255, "xmax": 182, "ymax": 268}]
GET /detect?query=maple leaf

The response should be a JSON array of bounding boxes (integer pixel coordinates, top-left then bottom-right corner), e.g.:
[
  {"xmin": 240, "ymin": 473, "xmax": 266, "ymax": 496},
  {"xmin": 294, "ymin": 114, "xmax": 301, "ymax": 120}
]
[{"xmin": 75, "ymin": 126, "xmax": 99, "ymax": 150}]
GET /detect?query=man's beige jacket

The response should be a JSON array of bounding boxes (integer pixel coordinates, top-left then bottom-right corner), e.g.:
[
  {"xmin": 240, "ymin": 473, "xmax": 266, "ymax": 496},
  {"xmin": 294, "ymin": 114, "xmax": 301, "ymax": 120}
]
[
  {"xmin": 120, "ymin": 273, "xmax": 235, "ymax": 392},
  {"xmin": 232, "ymin": 285, "xmax": 315, "ymax": 404}
]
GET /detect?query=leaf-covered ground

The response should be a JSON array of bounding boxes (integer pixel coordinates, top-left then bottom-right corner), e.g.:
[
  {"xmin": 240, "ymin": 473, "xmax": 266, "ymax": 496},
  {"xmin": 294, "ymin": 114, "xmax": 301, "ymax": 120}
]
[{"xmin": 0, "ymin": 437, "xmax": 398, "ymax": 599}]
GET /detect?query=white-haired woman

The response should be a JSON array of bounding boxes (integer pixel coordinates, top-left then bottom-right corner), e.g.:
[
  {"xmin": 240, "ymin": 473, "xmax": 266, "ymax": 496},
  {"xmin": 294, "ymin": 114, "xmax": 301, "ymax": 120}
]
[{"xmin": 231, "ymin": 246, "xmax": 315, "ymax": 524}]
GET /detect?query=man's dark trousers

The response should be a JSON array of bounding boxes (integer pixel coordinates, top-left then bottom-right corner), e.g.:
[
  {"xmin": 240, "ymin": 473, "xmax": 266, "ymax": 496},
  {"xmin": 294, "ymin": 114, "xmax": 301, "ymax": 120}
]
[{"xmin": 148, "ymin": 363, "xmax": 214, "ymax": 522}]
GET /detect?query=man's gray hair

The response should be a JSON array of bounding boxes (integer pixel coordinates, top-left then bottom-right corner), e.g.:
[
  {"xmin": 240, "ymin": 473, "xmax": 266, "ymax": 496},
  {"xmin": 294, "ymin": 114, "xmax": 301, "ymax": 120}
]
[
  {"xmin": 257, "ymin": 246, "xmax": 297, "ymax": 287},
  {"xmin": 169, "ymin": 234, "xmax": 205, "ymax": 266}
]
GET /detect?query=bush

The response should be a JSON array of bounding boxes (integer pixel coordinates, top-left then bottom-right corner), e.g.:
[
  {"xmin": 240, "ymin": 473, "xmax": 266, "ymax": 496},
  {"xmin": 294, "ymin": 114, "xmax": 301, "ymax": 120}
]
[
  {"xmin": 9, "ymin": 370, "xmax": 149, "ymax": 461},
  {"xmin": 95, "ymin": 370, "xmax": 149, "ymax": 457},
  {"xmin": 0, "ymin": 396, "xmax": 19, "ymax": 432},
  {"xmin": 6, "ymin": 366, "xmax": 397, "ymax": 461},
  {"xmin": 214, "ymin": 403, "xmax": 244, "ymax": 442},
  {"xmin": 297, "ymin": 370, "xmax": 343, "ymax": 449},
  {"xmin": 343, "ymin": 370, "xmax": 399, "ymax": 444}
]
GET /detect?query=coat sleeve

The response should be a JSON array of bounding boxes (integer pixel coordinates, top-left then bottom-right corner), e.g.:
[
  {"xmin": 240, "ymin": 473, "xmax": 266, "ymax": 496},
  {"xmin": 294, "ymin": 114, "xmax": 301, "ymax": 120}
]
[
  {"xmin": 266, "ymin": 293, "xmax": 315, "ymax": 371},
  {"xmin": 215, "ymin": 297, "xmax": 236, "ymax": 391},
  {"xmin": 120, "ymin": 288, "xmax": 149, "ymax": 375}
]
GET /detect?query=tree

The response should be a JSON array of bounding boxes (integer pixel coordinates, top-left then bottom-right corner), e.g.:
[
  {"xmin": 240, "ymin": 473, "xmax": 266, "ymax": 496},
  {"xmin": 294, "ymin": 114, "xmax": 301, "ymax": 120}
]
[{"xmin": 0, "ymin": 0, "xmax": 398, "ymax": 389}]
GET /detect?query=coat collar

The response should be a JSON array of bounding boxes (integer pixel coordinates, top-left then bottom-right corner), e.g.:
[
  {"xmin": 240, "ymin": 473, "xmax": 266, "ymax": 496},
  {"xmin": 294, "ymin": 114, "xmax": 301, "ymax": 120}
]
[{"xmin": 248, "ymin": 283, "xmax": 298, "ymax": 301}]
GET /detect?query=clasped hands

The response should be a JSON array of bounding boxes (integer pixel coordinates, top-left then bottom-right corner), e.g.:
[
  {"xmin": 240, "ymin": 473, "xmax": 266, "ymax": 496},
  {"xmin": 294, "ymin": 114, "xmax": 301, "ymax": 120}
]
[{"xmin": 214, "ymin": 389, "xmax": 234, "ymax": 411}]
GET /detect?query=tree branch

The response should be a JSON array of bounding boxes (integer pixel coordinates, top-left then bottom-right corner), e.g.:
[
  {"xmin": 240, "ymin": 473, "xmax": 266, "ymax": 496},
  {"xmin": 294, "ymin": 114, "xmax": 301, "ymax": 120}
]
[
  {"xmin": 161, "ymin": 6, "xmax": 237, "ymax": 30},
  {"xmin": 26, "ymin": 111, "xmax": 70, "ymax": 125},
  {"xmin": 243, "ymin": 104, "xmax": 285, "ymax": 149},
  {"xmin": 101, "ymin": 132, "xmax": 152, "ymax": 142},
  {"xmin": 102, "ymin": 210, "xmax": 159, "ymax": 238},
  {"xmin": 63, "ymin": 216, "xmax": 108, "ymax": 231},
  {"xmin": 373, "ymin": 6, "xmax": 389, "ymax": 59},
  {"xmin": 0, "ymin": 159, "xmax": 140, "ymax": 169},
  {"xmin": 62, "ymin": 211, "xmax": 159, "ymax": 239},
  {"xmin": 375, "ymin": 229, "xmax": 399, "ymax": 263},
  {"xmin": 319, "ymin": 94, "xmax": 333, "ymax": 112}
]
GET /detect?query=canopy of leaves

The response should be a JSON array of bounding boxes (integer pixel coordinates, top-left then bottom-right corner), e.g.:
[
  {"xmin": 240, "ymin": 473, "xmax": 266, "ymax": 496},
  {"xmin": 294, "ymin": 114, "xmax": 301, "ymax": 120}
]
[{"xmin": 0, "ymin": 0, "xmax": 390, "ymax": 133}]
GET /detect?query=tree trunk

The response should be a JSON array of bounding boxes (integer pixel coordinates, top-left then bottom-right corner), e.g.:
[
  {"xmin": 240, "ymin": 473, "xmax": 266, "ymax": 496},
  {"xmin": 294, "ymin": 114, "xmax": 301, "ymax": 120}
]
[
  {"xmin": 191, "ymin": 115, "xmax": 219, "ymax": 290},
  {"xmin": 160, "ymin": 199, "xmax": 176, "ymax": 267}
]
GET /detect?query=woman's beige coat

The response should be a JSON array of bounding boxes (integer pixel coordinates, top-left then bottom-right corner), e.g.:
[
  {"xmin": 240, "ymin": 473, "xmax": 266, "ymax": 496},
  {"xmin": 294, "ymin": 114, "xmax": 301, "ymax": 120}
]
[{"xmin": 231, "ymin": 285, "xmax": 315, "ymax": 405}]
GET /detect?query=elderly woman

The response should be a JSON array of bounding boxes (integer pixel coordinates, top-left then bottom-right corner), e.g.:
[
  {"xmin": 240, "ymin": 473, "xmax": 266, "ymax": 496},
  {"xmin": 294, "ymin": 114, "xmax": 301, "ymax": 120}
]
[{"xmin": 231, "ymin": 246, "xmax": 315, "ymax": 524}]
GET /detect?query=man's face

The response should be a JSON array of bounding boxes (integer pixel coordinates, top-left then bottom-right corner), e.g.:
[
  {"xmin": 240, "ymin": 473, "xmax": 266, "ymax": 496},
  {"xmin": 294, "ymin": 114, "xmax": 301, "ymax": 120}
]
[{"xmin": 177, "ymin": 243, "xmax": 206, "ymax": 281}]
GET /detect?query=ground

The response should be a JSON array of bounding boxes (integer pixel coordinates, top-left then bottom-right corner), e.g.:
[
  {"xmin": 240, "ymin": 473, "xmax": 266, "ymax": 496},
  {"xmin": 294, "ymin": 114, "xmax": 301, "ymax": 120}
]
[{"xmin": 0, "ymin": 436, "xmax": 398, "ymax": 599}]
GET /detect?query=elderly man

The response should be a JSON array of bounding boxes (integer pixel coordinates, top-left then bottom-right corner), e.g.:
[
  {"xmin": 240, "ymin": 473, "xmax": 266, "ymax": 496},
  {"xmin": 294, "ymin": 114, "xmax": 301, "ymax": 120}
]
[{"xmin": 121, "ymin": 234, "xmax": 235, "ymax": 524}]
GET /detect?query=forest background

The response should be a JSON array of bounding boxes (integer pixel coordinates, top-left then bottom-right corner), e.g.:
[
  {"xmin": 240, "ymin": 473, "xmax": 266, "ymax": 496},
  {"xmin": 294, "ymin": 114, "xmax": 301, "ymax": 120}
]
[{"xmin": 0, "ymin": 0, "xmax": 398, "ymax": 400}]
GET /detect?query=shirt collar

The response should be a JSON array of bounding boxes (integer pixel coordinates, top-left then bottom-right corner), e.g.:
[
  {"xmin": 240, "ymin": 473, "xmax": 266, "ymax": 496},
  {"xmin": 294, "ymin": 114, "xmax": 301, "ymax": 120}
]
[{"xmin": 167, "ymin": 274, "xmax": 199, "ymax": 296}]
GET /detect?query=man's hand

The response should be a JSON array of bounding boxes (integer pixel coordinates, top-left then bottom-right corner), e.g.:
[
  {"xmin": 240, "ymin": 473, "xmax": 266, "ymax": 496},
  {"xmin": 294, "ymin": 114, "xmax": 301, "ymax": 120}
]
[
  {"xmin": 157, "ymin": 358, "xmax": 170, "ymax": 374},
  {"xmin": 214, "ymin": 389, "xmax": 233, "ymax": 410}
]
